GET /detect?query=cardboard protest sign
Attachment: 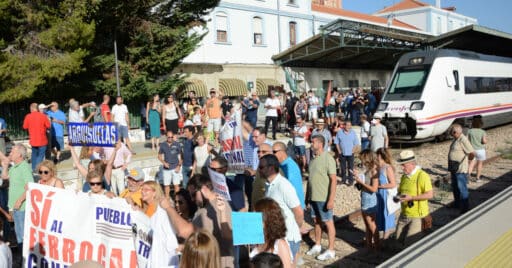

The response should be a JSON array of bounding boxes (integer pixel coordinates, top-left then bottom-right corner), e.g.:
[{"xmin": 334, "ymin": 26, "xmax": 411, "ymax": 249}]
[
  {"xmin": 207, "ymin": 168, "xmax": 232, "ymax": 201},
  {"xmin": 220, "ymin": 110, "xmax": 245, "ymax": 173},
  {"xmin": 67, "ymin": 122, "xmax": 118, "ymax": 147},
  {"xmin": 231, "ymin": 212, "xmax": 264, "ymax": 246},
  {"xmin": 23, "ymin": 183, "xmax": 149, "ymax": 268}
]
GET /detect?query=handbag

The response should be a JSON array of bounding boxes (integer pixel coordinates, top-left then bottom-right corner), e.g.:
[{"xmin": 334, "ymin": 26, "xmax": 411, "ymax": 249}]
[{"xmin": 386, "ymin": 187, "xmax": 401, "ymax": 216}]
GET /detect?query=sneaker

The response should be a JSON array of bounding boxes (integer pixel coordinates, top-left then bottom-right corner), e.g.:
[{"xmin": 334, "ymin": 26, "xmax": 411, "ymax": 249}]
[
  {"xmin": 316, "ymin": 249, "xmax": 336, "ymax": 261},
  {"xmin": 306, "ymin": 245, "xmax": 322, "ymax": 256}
]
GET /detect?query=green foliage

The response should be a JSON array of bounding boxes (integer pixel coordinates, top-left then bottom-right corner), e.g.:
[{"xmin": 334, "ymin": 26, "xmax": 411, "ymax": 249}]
[{"xmin": 0, "ymin": 0, "xmax": 220, "ymax": 102}]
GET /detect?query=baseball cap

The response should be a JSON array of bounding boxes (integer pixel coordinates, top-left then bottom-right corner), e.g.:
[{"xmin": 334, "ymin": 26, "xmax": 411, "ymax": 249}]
[
  {"xmin": 38, "ymin": 104, "xmax": 47, "ymax": 110},
  {"xmin": 125, "ymin": 167, "xmax": 145, "ymax": 181}
]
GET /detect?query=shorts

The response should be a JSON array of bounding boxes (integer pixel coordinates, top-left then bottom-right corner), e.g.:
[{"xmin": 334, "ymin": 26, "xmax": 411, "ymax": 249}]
[
  {"xmin": 474, "ymin": 149, "xmax": 486, "ymax": 161},
  {"xmin": 52, "ymin": 136, "xmax": 64, "ymax": 151},
  {"xmin": 308, "ymin": 109, "xmax": 318, "ymax": 120},
  {"xmin": 294, "ymin": 145, "xmax": 306, "ymax": 156},
  {"xmin": 162, "ymin": 167, "xmax": 183, "ymax": 186},
  {"xmin": 207, "ymin": 118, "xmax": 221, "ymax": 132},
  {"xmin": 325, "ymin": 106, "xmax": 336, "ymax": 118},
  {"xmin": 310, "ymin": 201, "xmax": 333, "ymax": 222},
  {"xmin": 118, "ymin": 125, "xmax": 129, "ymax": 139}
]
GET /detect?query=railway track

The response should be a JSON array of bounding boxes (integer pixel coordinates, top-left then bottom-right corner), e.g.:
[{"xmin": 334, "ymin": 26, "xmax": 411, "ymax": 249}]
[{"xmin": 299, "ymin": 123, "xmax": 512, "ymax": 267}]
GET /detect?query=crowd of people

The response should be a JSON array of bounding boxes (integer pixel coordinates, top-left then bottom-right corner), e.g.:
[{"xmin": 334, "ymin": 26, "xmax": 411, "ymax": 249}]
[{"xmin": 0, "ymin": 86, "xmax": 488, "ymax": 267}]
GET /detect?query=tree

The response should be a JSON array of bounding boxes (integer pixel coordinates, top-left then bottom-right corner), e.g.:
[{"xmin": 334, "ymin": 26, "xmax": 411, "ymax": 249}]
[
  {"xmin": 0, "ymin": 0, "xmax": 97, "ymax": 102},
  {"xmin": 0, "ymin": 0, "xmax": 220, "ymax": 102}
]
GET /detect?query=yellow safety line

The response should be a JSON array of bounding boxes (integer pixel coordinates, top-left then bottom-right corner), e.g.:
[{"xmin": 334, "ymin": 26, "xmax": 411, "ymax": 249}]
[{"xmin": 466, "ymin": 228, "xmax": 512, "ymax": 267}]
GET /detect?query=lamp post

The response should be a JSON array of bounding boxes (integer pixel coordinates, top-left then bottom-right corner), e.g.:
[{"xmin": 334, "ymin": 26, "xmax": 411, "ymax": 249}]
[{"xmin": 114, "ymin": 40, "xmax": 121, "ymax": 97}]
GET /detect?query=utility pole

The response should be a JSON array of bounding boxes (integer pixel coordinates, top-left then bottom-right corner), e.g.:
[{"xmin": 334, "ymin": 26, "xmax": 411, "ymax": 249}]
[{"xmin": 114, "ymin": 40, "xmax": 121, "ymax": 97}]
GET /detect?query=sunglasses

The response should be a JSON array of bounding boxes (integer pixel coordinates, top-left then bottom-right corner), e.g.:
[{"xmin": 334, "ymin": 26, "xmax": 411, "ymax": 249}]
[
  {"xmin": 273, "ymin": 150, "xmax": 282, "ymax": 154},
  {"xmin": 38, "ymin": 170, "xmax": 50, "ymax": 175},
  {"xmin": 209, "ymin": 166, "xmax": 225, "ymax": 171},
  {"xmin": 89, "ymin": 182, "xmax": 102, "ymax": 186}
]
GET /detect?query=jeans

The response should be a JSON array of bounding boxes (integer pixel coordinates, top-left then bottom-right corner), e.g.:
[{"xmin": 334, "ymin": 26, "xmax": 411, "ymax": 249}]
[
  {"xmin": 264, "ymin": 116, "xmax": 278, "ymax": 139},
  {"xmin": 13, "ymin": 210, "xmax": 25, "ymax": 244},
  {"xmin": 31, "ymin": 145, "xmax": 47, "ymax": 171},
  {"xmin": 351, "ymin": 109, "xmax": 361, "ymax": 126},
  {"xmin": 340, "ymin": 155, "xmax": 354, "ymax": 183},
  {"xmin": 451, "ymin": 172, "xmax": 469, "ymax": 212},
  {"xmin": 247, "ymin": 114, "xmax": 257, "ymax": 128},
  {"xmin": 361, "ymin": 138, "xmax": 370, "ymax": 151},
  {"xmin": 181, "ymin": 165, "xmax": 192, "ymax": 188}
]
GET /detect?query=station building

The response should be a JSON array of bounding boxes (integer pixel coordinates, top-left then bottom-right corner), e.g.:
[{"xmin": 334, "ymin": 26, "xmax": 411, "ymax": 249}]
[{"xmin": 176, "ymin": 0, "xmax": 478, "ymax": 100}]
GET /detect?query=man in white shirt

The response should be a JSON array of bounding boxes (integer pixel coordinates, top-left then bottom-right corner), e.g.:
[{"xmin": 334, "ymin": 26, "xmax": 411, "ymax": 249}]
[
  {"xmin": 111, "ymin": 96, "xmax": 134, "ymax": 153},
  {"xmin": 259, "ymin": 154, "xmax": 303, "ymax": 262},
  {"xmin": 264, "ymin": 90, "xmax": 281, "ymax": 140}
]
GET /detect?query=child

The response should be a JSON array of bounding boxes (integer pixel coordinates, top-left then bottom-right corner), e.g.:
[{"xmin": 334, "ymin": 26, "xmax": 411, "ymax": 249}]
[{"xmin": 192, "ymin": 106, "xmax": 202, "ymax": 133}]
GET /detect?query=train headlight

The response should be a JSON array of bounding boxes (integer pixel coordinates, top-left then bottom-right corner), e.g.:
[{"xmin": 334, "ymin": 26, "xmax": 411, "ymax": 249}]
[
  {"xmin": 410, "ymin": 101, "xmax": 424, "ymax": 111},
  {"xmin": 377, "ymin": 102, "xmax": 388, "ymax": 111},
  {"xmin": 409, "ymin": 57, "xmax": 424, "ymax": 65}
]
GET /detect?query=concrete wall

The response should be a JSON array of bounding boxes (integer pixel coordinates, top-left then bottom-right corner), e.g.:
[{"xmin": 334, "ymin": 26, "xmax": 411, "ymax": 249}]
[{"xmin": 177, "ymin": 63, "xmax": 286, "ymax": 92}]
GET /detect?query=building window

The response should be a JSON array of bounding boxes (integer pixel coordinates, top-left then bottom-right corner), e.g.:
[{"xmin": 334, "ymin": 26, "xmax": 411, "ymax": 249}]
[
  {"xmin": 253, "ymin": 16, "xmax": 263, "ymax": 45},
  {"xmin": 289, "ymin": 21, "xmax": 297, "ymax": 46},
  {"xmin": 348, "ymin": 80, "xmax": 359, "ymax": 88},
  {"xmin": 216, "ymin": 12, "xmax": 228, "ymax": 43}
]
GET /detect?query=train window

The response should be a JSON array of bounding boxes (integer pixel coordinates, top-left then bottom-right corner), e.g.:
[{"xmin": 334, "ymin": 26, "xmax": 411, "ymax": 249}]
[
  {"xmin": 464, "ymin": 76, "xmax": 512, "ymax": 94},
  {"xmin": 384, "ymin": 67, "xmax": 430, "ymax": 101}
]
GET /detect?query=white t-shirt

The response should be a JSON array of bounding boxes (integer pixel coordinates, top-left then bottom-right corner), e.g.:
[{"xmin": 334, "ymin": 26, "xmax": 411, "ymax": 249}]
[
  {"xmin": 265, "ymin": 98, "xmax": 280, "ymax": 117},
  {"xmin": 193, "ymin": 114, "xmax": 202, "ymax": 126},
  {"xmin": 0, "ymin": 242, "xmax": 12, "ymax": 268},
  {"xmin": 293, "ymin": 125, "xmax": 308, "ymax": 146},
  {"xmin": 194, "ymin": 143, "xmax": 210, "ymax": 174},
  {"xmin": 111, "ymin": 104, "xmax": 129, "ymax": 126},
  {"xmin": 148, "ymin": 206, "xmax": 179, "ymax": 268},
  {"xmin": 265, "ymin": 174, "xmax": 302, "ymax": 243},
  {"xmin": 361, "ymin": 121, "xmax": 370, "ymax": 139},
  {"xmin": 68, "ymin": 109, "xmax": 82, "ymax": 123},
  {"xmin": 308, "ymin": 96, "xmax": 319, "ymax": 110}
]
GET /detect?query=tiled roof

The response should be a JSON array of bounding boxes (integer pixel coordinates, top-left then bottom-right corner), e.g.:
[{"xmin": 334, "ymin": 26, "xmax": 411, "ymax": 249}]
[
  {"xmin": 312, "ymin": 4, "xmax": 419, "ymax": 30},
  {"xmin": 376, "ymin": 0, "xmax": 430, "ymax": 14}
]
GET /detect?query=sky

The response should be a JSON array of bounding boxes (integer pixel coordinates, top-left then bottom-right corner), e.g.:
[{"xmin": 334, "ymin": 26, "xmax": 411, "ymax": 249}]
[{"xmin": 342, "ymin": 0, "xmax": 512, "ymax": 34}]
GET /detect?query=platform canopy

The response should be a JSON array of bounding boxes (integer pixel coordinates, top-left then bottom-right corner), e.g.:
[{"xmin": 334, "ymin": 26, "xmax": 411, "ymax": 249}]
[
  {"xmin": 272, "ymin": 19, "xmax": 431, "ymax": 69},
  {"xmin": 273, "ymin": 20, "xmax": 512, "ymax": 69}
]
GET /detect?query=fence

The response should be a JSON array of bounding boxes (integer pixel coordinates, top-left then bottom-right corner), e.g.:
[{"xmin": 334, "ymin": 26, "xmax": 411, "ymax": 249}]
[{"xmin": 0, "ymin": 99, "xmax": 143, "ymax": 140}]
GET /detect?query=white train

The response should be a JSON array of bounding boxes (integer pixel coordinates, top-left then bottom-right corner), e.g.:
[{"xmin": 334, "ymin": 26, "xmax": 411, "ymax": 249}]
[{"xmin": 375, "ymin": 49, "xmax": 512, "ymax": 142}]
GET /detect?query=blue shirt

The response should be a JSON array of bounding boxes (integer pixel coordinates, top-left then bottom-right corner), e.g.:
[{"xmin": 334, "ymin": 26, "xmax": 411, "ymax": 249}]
[
  {"xmin": 334, "ymin": 129, "xmax": 360, "ymax": 156},
  {"xmin": 46, "ymin": 110, "xmax": 67, "ymax": 137},
  {"xmin": 245, "ymin": 99, "xmax": 259, "ymax": 118},
  {"xmin": 0, "ymin": 118, "xmax": 6, "ymax": 138},
  {"xmin": 280, "ymin": 157, "xmax": 305, "ymax": 209},
  {"xmin": 159, "ymin": 141, "xmax": 182, "ymax": 169},
  {"xmin": 182, "ymin": 138, "xmax": 195, "ymax": 167}
]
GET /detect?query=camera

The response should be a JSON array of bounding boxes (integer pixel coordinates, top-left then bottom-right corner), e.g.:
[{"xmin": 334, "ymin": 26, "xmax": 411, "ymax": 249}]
[
  {"xmin": 355, "ymin": 183, "xmax": 362, "ymax": 191},
  {"xmin": 393, "ymin": 194, "xmax": 414, "ymax": 208}
]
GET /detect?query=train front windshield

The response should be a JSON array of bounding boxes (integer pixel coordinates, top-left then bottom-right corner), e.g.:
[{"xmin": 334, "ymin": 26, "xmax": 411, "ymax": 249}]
[{"xmin": 384, "ymin": 66, "xmax": 430, "ymax": 101}]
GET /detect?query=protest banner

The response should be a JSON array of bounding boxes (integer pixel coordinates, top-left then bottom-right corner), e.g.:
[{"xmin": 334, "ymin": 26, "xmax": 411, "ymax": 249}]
[
  {"xmin": 207, "ymin": 168, "xmax": 232, "ymax": 201},
  {"xmin": 67, "ymin": 122, "xmax": 118, "ymax": 147},
  {"xmin": 23, "ymin": 183, "xmax": 150, "ymax": 268},
  {"xmin": 231, "ymin": 212, "xmax": 264, "ymax": 246},
  {"xmin": 219, "ymin": 110, "xmax": 245, "ymax": 173}
]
